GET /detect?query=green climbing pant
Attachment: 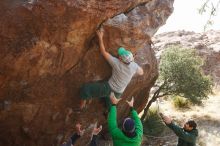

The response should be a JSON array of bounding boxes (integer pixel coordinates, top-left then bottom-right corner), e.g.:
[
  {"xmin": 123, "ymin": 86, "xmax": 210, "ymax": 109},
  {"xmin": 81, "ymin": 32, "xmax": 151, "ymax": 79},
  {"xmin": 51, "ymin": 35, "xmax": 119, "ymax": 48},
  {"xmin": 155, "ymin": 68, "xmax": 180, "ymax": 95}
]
[{"xmin": 80, "ymin": 81, "xmax": 121, "ymax": 109}]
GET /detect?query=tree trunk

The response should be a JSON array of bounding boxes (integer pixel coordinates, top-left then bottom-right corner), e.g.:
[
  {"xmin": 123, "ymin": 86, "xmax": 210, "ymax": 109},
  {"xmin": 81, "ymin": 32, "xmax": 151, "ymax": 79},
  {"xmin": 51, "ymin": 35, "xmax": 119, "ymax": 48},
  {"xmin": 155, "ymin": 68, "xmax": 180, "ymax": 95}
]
[{"xmin": 141, "ymin": 82, "xmax": 166, "ymax": 121}]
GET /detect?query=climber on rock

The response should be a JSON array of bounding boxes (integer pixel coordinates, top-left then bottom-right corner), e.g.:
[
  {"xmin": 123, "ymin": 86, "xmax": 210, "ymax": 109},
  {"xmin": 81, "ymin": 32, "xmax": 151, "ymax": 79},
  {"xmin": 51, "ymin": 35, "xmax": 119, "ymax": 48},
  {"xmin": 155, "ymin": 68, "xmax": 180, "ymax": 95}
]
[
  {"xmin": 79, "ymin": 27, "xmax": 144, "ymax": 109},
  {"xmin": 108, "ymin": 93, "xmax": 143, "ymax": 146},
  {"xmin": 61, "ymin": 123, "xmax": 102, "ymax": 146}
]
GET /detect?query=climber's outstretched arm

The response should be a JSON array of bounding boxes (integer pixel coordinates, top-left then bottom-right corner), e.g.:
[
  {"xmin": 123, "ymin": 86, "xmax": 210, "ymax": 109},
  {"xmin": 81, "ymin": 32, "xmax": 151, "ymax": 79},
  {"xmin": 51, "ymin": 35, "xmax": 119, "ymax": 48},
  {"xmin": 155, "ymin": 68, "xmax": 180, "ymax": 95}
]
[{"xmin": 96, "ymin": 29, "xmax": 111, "ymax": 62}]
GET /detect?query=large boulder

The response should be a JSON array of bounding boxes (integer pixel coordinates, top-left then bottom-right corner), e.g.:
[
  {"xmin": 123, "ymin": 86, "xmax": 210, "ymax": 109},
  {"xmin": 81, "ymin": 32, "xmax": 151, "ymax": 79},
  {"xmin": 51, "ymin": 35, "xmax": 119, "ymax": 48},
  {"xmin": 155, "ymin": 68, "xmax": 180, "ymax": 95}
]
[{"xmin": 0, "ymin": 0, "xmax": 174, "ymax": 145}]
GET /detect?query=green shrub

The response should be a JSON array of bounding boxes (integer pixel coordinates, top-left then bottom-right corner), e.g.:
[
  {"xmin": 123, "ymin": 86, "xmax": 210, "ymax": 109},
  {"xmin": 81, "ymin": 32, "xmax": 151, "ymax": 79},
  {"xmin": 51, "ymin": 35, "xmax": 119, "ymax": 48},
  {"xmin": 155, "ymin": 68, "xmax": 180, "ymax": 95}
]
[
  {"xmin": 159, "ymin": 45, "xmax": 213, "ymax": 103},
  {"xmin": 142, "ymin": 107, "xmax": 166, "ymax": 136},
  {"xmin": 141, "ymin": 45, "xmax": 213, "ymax": 120},
  {"xmin": 172, "ymin": 95, "xmax": 190, "ymax": 109}
]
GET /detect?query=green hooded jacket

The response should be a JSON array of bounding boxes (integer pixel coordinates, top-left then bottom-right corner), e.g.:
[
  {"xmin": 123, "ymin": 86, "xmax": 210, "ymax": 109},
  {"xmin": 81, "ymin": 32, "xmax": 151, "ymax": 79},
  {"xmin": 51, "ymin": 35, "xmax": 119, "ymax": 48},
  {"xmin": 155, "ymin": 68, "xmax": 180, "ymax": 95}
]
[
  {"xmin": 108, "ymin": 105, "xmax": 143, "ymax": 146},
  {"xmin": 167, "ymin": 122, "xmax": 198, "ymax": 146}
]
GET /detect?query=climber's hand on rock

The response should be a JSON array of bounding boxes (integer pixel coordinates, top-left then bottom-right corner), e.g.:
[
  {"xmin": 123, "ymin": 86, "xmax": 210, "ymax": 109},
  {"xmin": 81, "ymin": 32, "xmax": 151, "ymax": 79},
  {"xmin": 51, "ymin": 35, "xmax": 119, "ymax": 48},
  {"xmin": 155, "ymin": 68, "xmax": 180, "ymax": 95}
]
[
  {"xmin": 110, "ymin": 92, "xmax": 121, "ymax": 105},
  {"xmin": 75, "ymin": 123, "xmax": 85, "ymax": 136},
  {"xmin": 92, "ymin": 123, "xmax": 102, "ymax": 136},
  {"xmin": 96, "ymin": 28, "xmax": 104, "ymax": 39},
  {"xmin": 126, "ymin": 97, "xmax": 134, "ymax": 107}
]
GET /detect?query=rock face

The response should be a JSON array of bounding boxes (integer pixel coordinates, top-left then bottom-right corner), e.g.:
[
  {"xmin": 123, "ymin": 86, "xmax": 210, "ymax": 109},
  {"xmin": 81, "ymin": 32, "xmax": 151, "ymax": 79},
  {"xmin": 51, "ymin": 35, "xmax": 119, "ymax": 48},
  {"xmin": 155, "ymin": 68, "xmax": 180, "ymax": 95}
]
[
  {"xmin": 0, "ymin": 0, "xmax": 174, "ymax": 145},
  {"xmin": 153, "ymin": 30, "xmax": 220, "ymax": 88}
]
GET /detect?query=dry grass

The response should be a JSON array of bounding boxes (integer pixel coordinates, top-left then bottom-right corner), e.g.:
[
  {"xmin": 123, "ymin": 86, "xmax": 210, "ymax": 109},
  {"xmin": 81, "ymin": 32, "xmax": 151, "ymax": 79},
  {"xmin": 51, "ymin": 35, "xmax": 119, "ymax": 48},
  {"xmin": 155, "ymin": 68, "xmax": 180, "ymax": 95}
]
[{"xmin": 172, "ymin": 96, "xmax": 191, "ymax": 109}]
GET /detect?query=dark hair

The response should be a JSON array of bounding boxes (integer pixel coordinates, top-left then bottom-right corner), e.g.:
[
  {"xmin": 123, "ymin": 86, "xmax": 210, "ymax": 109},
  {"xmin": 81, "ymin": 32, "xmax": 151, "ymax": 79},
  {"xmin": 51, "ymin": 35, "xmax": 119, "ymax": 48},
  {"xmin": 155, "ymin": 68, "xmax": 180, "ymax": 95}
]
[
  {"xmin": 187, "ymin": 120, "xmax": 197, "ymax": 129},
  {"xmin": 122, "ymin": 130, "xmax": 136, "ymax": 138},
  {"xmin": 122, "ymin": 118, "xmax": 136, "ymax": 138}
]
